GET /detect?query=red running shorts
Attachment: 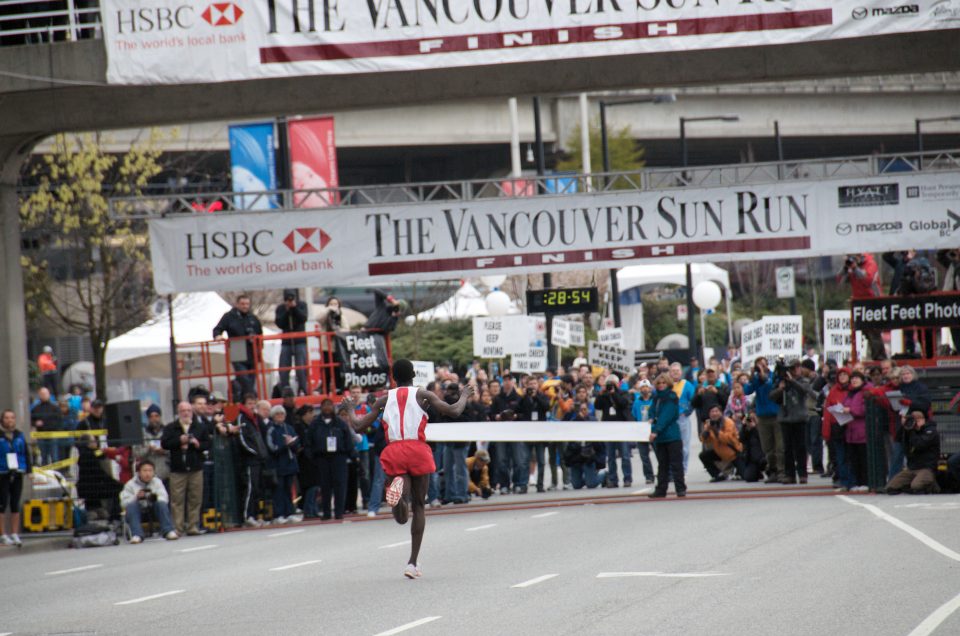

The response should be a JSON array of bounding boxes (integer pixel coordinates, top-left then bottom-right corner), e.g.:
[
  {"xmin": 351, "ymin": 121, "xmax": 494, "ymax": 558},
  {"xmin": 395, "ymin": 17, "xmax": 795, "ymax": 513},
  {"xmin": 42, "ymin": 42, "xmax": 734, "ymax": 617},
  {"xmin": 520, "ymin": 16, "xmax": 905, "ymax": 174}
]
[{"xmin": 380, "ymin": 440, "xmax": 436, "ymax": 477}]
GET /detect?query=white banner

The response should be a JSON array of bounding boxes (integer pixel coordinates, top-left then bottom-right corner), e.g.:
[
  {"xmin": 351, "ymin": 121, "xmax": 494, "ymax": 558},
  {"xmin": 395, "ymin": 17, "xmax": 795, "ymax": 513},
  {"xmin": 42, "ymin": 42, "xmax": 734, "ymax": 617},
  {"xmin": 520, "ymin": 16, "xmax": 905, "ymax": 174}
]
[
  {"xmin": 511, "ymin": 346, "xmax": 547, "ymax": 373},
  {"xmin": 552, "ymin": 317, "xmax": 571, "ymax": 347},
  {"xmin": 100, "ymin": 1, "xmax": 960, "ymax": 85},
  {"xmin": 148, "ymin": 172, "xmax": 960, "ymax": 293},
  {"xmin": 588, "ymin": 341, "xmax": 638, "ymax": 376},
  {"xmin": 569, "ymin": 321, "xmax": 585, "ymax": 347},
  {"xmin": 426, "ymin": 420, "xmax": 651, "ymax": 443},
  {"xmin": 501, "ymin": 315, "xmax": 545, "ymax": 355},
  {"xmin": 823, "ymin": 309, "xmax": 866, "ymax": 365},
  {"xmin": 472, "ymin": 316, "xmax": 505, "ymax": 358},
  {"xmin": 597, "ymin": 328, "xmax": 625, "ymax": 349},
  {"xmin": 740, "ymin": 319, "xmax": 765, "ymax": 368}
]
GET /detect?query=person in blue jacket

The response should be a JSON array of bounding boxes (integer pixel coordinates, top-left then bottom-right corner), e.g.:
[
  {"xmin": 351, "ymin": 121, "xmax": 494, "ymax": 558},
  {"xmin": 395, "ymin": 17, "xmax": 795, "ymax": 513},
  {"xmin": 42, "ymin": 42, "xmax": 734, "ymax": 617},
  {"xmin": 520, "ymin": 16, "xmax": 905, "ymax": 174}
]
[
  {"xmin": 1, "ymin": 409, "xmax": 32, "ymax": 546},
  {"xmin": 648, "ymin": 375, "xmax": 687, "ymax": 498},
  {"xmin": 266, "ymin": 405, "xmax": 301, "ymax": 523},
  {"xmin": 744, "ymin": 357, "xmax": 785, "ymax": 483}
]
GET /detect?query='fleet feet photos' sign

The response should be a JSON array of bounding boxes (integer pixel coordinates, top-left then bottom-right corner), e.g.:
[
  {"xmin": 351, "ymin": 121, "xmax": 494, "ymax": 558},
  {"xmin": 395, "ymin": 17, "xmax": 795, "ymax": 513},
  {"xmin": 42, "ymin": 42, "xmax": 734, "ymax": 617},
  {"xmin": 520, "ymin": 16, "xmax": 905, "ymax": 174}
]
[
  {"xmin": 148, "ymin": 172, "xmax": 960, "ymax": 293},
  {"xmin": 101, "ymin": 1, "xmax": 960, "ymax": 84}
]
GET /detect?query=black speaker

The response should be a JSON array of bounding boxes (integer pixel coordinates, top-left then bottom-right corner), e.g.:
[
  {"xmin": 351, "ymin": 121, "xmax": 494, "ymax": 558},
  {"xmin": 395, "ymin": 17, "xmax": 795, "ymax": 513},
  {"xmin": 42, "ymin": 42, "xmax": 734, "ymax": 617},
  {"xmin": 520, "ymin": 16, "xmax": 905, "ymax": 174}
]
[{"xmin": 106, "ymin": 400, "xmax": 143, "ymax": 445}]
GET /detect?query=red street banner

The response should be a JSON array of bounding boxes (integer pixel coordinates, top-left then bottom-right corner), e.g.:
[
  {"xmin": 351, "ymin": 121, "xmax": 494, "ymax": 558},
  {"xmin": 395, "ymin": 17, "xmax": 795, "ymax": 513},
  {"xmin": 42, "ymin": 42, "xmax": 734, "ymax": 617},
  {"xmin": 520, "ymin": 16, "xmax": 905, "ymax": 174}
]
[{"xmin": 288, "ymin": 117, "xmax": 339, "ymax": 208}]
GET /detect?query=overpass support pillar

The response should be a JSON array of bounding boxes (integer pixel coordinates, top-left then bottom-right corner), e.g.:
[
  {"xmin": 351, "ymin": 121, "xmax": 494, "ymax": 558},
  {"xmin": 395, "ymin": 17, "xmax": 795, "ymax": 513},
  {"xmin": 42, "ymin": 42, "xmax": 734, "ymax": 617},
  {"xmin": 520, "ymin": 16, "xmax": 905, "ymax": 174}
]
[{"xmin": 0, "ymin": 137, "xmax": 36, "ymax": 433}]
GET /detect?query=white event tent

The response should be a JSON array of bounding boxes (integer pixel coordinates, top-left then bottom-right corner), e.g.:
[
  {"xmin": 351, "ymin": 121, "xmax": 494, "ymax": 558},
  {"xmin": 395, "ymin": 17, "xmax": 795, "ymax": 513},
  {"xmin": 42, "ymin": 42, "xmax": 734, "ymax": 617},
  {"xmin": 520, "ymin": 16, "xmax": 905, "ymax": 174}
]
[
  {"xmin": 617, "ymin": 264, "xmax": 734, "ymax": 350},
  {"xmin": 416, "ymin": 281, "xmax": 521, "ymax": 322}
]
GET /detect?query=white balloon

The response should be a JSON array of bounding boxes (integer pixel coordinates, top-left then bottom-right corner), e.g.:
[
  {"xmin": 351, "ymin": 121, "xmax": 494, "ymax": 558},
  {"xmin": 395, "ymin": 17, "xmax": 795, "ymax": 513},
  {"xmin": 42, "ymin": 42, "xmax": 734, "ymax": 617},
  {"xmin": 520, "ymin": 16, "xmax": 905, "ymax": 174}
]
[
  {"xmin": 404, "ymin": 315, "xmax": 416, "ymax": 327},
  {"xmin": 692, "ymin": 281, "xmax": 722, "ymax": 310},
  {"xmin": 480, "ymin": 274, "xmax": 507, "ymax": 289},
  {"xmin": 485, "ymin": 290, "xmax": 512, "ymax": 316}
]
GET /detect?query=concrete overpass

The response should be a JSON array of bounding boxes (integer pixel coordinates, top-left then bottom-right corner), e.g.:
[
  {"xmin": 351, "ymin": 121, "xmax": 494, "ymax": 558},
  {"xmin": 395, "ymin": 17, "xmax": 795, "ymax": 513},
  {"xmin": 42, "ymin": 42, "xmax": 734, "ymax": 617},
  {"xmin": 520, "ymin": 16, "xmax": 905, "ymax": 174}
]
[{"xmin": 2, "ymin": 15, "xmax": 960, "ymax": 420}]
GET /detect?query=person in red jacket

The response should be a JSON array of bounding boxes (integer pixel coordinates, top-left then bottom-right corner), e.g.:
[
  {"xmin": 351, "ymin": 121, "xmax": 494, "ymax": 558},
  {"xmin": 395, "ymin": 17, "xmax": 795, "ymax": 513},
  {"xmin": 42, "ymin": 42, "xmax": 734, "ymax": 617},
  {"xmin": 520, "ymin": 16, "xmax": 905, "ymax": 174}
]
[
  {"xmin": 821, "ymin": 368, "xmax": 850, "ymax": 485},
  {"xmin": 839, "ymin": 253, "xmax": 886, "ymax": 360}
]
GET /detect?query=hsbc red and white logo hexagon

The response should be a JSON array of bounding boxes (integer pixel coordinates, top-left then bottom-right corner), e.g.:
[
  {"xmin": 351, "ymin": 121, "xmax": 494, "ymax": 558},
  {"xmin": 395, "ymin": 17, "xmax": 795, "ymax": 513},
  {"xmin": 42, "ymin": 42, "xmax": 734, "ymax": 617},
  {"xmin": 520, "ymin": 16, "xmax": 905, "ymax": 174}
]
[
  {"xmin": 202, "ymin": 3, "xmax": 244, "ymax": 27},
  {"xmin": 282, "ymin": 228, "xmax": 331, "ymax": 254}
]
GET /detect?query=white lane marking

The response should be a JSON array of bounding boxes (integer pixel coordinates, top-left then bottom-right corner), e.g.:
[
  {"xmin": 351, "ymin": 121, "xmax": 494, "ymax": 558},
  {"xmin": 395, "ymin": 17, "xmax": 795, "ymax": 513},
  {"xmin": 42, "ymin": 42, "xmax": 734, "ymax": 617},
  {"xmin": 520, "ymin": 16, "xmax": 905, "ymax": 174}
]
[
  {"xmin": 268, "ymin": 529, "xmax": 306, "ymax": 538},
  {"xmin": 379, "ymin": 540, "xmax": 411, "ymax": 549},
  {"xmin": 530, "ymin": 511, "xmax": 559, "ymax": 519},
  {"xmin": 374, "ymin": 616, "xmax": 442, "ymax": 636},
  {"xmin": 512, "ymin": 574, "xmax": 559, "ymax": 588},
  {"xmin": 115, "ymin": 589, "xmax": 186, "ymax": 606},
  {"xmin": 45, "ymin": 564, "xmax": 103, "ymax": 576},
  {"xmin": 597, "ymin": 572, "xmax": 730, "ymax": 578},
  {"xmin": 269, "ymin": 559, "xmax": 322, "ymax": 572},
  {"xmin": 837, "ymin": 495, "xmax": 960, "ymax": 563},
  {"xmin": 633, "ymin": 488, "xmax": 653, "ymax": 495},
  {"xmin": 177, "ymin": 544, "xmax": 217, "ymax": 553},
  {"xmin": 895, "ymin": 503, "xmax": 960, "ymax": 510},
  {"xmin": 0, "ymin": 631, "xmax": 12, "ymax": 635},
  {"xmin": 465, "ymin": 524, "xmax": 497, "ymax": 532},
  {"xmin": 907, "ymin": 589, "xmax": 960, "ymax": 636}
]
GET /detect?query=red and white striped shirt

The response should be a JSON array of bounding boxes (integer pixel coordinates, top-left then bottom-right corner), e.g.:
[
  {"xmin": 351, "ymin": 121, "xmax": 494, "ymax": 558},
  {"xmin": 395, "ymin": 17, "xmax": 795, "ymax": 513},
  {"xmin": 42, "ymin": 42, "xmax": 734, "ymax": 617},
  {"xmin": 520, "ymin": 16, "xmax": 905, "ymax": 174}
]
[{"xmin": 382, "ymin": 387, "xmax": 429, "ymax": 443}]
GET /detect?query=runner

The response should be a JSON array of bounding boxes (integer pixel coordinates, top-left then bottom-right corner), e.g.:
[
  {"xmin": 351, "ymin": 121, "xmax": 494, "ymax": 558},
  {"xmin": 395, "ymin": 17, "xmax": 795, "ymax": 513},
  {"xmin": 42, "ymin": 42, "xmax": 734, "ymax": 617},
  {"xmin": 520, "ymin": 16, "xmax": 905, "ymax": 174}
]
[{"xmin": 344, "ymin": 359, "xmax": 473, "ymax": 579}]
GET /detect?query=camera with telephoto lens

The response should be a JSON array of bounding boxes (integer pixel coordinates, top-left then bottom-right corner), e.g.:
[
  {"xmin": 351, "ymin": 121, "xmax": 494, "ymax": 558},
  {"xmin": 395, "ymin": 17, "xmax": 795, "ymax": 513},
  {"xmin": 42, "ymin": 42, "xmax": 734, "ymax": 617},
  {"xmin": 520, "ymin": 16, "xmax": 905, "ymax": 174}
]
[
  {"xmin": 773, "ymin": 356, "xmax": 788, "ymax": 379},
  {"xmin": 142, "ymin": 489, "xmax": 158, "ymax": 504}
]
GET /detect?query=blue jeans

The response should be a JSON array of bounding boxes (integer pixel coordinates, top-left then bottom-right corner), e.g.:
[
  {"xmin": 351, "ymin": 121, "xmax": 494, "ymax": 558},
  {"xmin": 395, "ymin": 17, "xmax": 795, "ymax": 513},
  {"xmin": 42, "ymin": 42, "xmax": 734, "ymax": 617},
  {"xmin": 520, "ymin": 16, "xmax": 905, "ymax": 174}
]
[
  {"xmin": 493, "ymin": 442, "xmax": 529, "ymax": 489},
  {"xmin": 125, "ymin": 500, "xmax": 175, "ymax": 538},
  {"xmin": 570, "ymin": 462, "xmax": 603, "ymax": 489},
  {"xmin": 427, "ymin": 444, "xmax": 444, "ymax": 503},
  {"xmin": 303, "ymin": 486, "xmax": 320, "ymax": 517},
  {"xmin": 273, "ymin": 473, "xmax": 295, "ymax": 518},
  {"xmin": 836, "ymin": 442, "xmax": 853, "ymax": 489},
  {"xmin": 39, "ymin": 439, "xmax": 60, "ymax": 466},
  {"xmin": 368, "ymin": 452, "xmax": 385, "ymax": 514},
  {"xmin": 637, "ymin": 442, "xmax": 655, "ymax": 481},
  {"xmin": 887, "ymin": 440, "xmax": 906, "ymax": 483},
  {"xmin": 443, "ymin": 445, "xmax": 469, "ymax": 502},
  {"xmin": 278, "ymin": 342, "xmax": 309, "ymax": 394},
  {"xmin": 678, "ymin": 414, "xmax": 692, "ymax": 473},
  {"xmin": 604, "ymin": 442, "xmax": 633, "ymax": 485}
]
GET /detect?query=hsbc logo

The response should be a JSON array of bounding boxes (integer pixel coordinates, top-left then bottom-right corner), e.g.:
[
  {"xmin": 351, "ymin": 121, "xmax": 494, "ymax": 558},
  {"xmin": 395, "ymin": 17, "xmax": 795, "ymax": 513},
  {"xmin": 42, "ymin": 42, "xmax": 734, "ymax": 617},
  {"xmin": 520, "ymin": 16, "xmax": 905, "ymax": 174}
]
[
  {"xmin": 283, "ymin": 228, "xmax": 331, "ymax": 254},
  {"xmin": 202, "ymin": 3, "xmax": 244, "ymax": 27}
]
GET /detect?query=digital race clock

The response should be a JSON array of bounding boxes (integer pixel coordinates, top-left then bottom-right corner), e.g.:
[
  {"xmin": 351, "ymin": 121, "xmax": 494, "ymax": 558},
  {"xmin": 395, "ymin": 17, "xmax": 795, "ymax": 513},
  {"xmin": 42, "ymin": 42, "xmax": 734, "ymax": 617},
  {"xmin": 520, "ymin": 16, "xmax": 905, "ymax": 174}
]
[{"xmin": 526, "ymin": 287, "xmax": 599, "ymax": 315}]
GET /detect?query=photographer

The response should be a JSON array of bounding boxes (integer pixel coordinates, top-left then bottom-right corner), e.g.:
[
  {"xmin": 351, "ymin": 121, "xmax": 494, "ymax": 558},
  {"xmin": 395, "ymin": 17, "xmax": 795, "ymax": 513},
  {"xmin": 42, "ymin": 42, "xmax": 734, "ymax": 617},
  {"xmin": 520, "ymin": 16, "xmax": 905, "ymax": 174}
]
[
  {"xmin": 770, "ymin": 359, "xmax": 816, "ymax": 484},
  {"xmin": 213, "ymin": 295, "xmax": 263, "ymax": 397},
  {"xmin": 840, "ymin": 253, "xmax": 885, "ymax": 360},
  {"xmin": 595, "ymin": 374, "xmax": 633, "ymax": 488},
  {"xmin": 520, "ymin": 375, "xmax": 553, "ymax": 493},
  {"xmin": 120, "ymin": 460, "xmax": 179, "ymax": 543},
  {"xmin": 563, "ymin": 402, "xmax": 607, "ymax": 490},
  {"xmin": 691, "ymin": 368, "xmax": 730, "ymax": 433},
  {"xmin": 363, "ymin": 289, "xmax": 403, "ymax": 334},
  {"xmin": 275, "ymin": 289, "xmax": 309, "ymax": 396},
  {"xmin": 885, "ymin": 407, "xmax": 940, "ymax": 494},
  {"xmin": 699, "ymin": 405, "xmax": 744, "ymax": 482},
  {"xmin": 738, "ymin": 414, "xmax": 767, "ymax": 483},
  {"xmin": 936, "ymin": 248, "xmax": 960, "ymax": 353},
  {"xmin": 744, "ymin": 357, "xmax": 785, "ymax": 484}
]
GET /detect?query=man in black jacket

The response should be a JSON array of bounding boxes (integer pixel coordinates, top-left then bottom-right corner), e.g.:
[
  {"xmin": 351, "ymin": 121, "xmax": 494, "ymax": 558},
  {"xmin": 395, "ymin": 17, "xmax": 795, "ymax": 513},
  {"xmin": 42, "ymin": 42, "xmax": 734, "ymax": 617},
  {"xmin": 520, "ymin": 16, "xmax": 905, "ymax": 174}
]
[
  {"xmin": 885, "ymin": 408, "xmax": 941, "ymax": 494},
  {"xmin": 309, "ymin": 399, "xmax": 353, "ymax": 520},
  {"xmin": 236, "ymin": 394, "xmax": 270, "ymax": 527},
  {"xmin": 161, "ymin": 401, "xmax": 211, "ymax": 535},
  {"xmin": 520, "ymin": 376, "xmax": 553, "ymax": 493},
  {"xmin": 275, "ymin": 290, "xmax": 309, "ymax": 395},
  {"xmin": 214, "ymin": 295, "xmax": 263, "ymax": 398},
  {"xmin": 31, "ymin": 387, "xmax": 62, "ymax": 465},
  {"xmin": 595, "ymin": 374, "xmax": 633, "ymax": 488},
  {"xmin": 491, "ymin": 374, "xmax": 525, "ymax": 494}
]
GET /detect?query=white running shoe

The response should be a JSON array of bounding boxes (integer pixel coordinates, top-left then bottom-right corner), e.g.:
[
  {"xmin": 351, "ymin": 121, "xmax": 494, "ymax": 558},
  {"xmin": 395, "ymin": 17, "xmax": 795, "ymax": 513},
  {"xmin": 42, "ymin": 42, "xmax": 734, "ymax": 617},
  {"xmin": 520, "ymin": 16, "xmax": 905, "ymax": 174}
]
[
  {"xmin": 274, "ymin": 516, "xmax": 288, "ymax": 525},
  {"xmin": 1, "ymin": 534, "xmax": 13, "ymax": 546},
  {"xmin": 129, "ymin": 535, "xmax": 143, "ymax": 544},
  {"xmin": 403, "ymin": 563, "xmax": 422, "ymax": 579},
  {"xmin": 244, "ymin": 517, "xmax": 262, "ymax": 528},
  {"xmin": 428, "ymin": 499, "xmax": 442, "ymax": 509},
  {"xmin": 366, "ymin": 511, "xmax": 377, "ymax": 518},
  {"xmin": 165, "ymin": 531, "xmax": 179, "ymax": 541},
  {"xmin": 11, "ymin": 534, "xmax": 21, "ymax": 546},
  {"xmin": 386, "ymin": 476, "xmax": 405, "ymax": 507},
  {"xmin": 288, "ymin": 514, "xmax": 303, "ymax": 523}
]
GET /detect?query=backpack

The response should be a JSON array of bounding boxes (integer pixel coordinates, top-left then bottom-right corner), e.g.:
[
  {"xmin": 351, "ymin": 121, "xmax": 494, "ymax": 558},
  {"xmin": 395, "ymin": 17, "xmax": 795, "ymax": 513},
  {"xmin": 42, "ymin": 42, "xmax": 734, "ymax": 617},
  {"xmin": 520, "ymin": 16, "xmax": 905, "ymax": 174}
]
[{"xmin": 71, "ymin": 523, "xmax": 119, "ymax": 548}]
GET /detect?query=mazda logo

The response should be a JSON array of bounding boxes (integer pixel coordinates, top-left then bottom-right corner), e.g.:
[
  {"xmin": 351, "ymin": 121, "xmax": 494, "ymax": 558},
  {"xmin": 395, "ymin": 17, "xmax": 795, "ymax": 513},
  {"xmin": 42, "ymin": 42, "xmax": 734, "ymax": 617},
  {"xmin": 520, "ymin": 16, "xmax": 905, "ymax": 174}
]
[
  {"xmin": 852, "ymin": 7, "xmax": 868, "ymax": 19},
  {"xmin": 836, "ymin": 223, "xmax": 853, "ymax": 235}
]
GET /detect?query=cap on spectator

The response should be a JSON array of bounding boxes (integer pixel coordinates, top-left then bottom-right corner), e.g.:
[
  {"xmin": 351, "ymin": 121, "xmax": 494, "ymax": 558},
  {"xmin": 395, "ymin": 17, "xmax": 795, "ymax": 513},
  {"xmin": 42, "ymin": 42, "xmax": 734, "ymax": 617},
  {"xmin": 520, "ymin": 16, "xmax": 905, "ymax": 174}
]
[
  {"xmin": 606, "ymin": 374, "xmax": 620, "ymax": 385},
  {"xmin": 474, "ymin": 450, "xmax": 491, "ymax": 463},
  {"xmin": 283, "ymin": 289, "xmax": 297, "ymax": 300},
  {"xmin": 209, "ymin": 391, "xmax": 227, "ymax": 403},
  {"xmin": 42, "ymin": 345, "xmax": 53, "ymax": 353},
  {"xmin": 907, "ymin": 405, "xmax": 926, "ymax": 418},
  {"xmin": 269, "ymin": 405, "xmax": 286, "ymax": 417},
  {"xmin": 638, "ymin": 379, "xmax": 653, "ymax": 388},
  {"xmin": 801, "ymin": 359, "xmax": 816, "ymax": 371},
  {"xmin": 91, "ymin": 399, "xmax": 104, "ymax": 408},
  {"xmin": 145, "ymin": 404, "xmax": 162, "ymax": 417},
  {"xmin": 850, "ymin": 370, "xmax": 866, "ymax": 381}
]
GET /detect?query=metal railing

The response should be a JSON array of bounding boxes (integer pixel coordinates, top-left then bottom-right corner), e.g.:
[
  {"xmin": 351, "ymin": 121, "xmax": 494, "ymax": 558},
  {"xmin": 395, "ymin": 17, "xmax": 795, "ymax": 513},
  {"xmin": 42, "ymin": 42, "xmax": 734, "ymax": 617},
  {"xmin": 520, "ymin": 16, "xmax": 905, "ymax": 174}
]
[
  {"xmin": 110, "ymin": 148, "xmax": 960, "ymax": 219},
  {"xmin": 0, "ymin": 0, "xmax": 101, "ymax": 46}
]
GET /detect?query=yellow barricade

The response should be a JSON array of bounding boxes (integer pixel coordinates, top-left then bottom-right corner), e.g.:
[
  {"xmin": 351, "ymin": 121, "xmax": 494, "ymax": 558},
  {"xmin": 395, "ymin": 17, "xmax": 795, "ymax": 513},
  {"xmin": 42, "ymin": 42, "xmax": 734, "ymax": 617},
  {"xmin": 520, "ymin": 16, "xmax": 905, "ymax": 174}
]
[{"xmin": 31, "ymin": 429, "xmax": 108, "ymax": 439}]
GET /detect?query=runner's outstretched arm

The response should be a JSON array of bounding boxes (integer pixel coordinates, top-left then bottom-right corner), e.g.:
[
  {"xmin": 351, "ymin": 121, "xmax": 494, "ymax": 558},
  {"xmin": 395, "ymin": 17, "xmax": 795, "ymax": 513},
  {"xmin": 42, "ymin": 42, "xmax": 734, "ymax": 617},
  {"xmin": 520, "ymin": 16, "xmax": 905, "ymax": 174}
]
[
  {"xmin": 342, "ymin": 396, "xmax": 387, "ymax": 432},
  {"xmin": 418, "ymin": 384, "xmax": 475, "ymax": 418}
]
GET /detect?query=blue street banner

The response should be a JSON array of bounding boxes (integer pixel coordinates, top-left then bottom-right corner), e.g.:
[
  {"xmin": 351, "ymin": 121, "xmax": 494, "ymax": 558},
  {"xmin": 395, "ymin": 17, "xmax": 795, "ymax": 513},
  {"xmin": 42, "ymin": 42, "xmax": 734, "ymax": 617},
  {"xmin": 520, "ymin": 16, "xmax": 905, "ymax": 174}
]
[{"xmin": 229, "ymin": 122, "xmax": 277, "ymax": 210}]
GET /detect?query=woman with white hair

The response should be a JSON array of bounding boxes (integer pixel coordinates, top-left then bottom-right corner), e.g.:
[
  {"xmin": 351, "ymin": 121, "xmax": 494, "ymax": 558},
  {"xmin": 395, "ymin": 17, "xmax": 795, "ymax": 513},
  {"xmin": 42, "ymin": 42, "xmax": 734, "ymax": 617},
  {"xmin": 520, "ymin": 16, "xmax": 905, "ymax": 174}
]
[{"xmin": 266, "ymin": 404, "xmax": 301, "ymax": 524}]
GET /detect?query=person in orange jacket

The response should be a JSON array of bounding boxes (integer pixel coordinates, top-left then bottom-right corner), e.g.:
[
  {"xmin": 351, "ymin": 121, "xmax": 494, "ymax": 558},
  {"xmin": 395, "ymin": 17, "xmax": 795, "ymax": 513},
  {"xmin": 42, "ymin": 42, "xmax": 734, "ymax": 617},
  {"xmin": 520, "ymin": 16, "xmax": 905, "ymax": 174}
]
[{"xmin": 699, "ymin": 405, "xmax": 744, "ymax": 482}]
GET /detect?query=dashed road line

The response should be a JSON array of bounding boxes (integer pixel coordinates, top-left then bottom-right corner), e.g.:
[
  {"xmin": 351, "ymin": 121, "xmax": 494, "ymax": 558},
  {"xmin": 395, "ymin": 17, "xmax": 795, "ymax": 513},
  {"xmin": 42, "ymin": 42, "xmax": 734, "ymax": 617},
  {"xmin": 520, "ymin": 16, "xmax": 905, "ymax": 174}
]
[
  {"xmin": 597, "ymin": 572, "xmax": 730, "ymax": 578},
  {"xmin": 177, "ymin": 544, "xmax": 217, "ymax": 553},
  {"xmin": 512, "ymin": 574, "xmax": 558, "ymax": 588},
  {"xmin": 530, "ymin": 511, "xmax": 559, "ymax": 519},
  {"xmin": 115, "ymin": 590, "xmax": 186, "ymax": 606},
  {"xmin": 269, "ymin": 560, "xmax": 322, "ymax": 572},
  {"xmin": 45, "ymin": 564, "xmax": 103, "ymax": 576},
  {"xmin": 465, "ymin": 524, "xmax": 497, "ymax": 532},
  {"xmin": 268, "ymin": 529, "xmax": 306, "ymax": 538},
  {"xmin": 373, "ymin": 616, "xmax": 442, "ymax": 635},
  {"xmin": 379, "ymin": 540, "xmax": 411, "ymax": 549}
]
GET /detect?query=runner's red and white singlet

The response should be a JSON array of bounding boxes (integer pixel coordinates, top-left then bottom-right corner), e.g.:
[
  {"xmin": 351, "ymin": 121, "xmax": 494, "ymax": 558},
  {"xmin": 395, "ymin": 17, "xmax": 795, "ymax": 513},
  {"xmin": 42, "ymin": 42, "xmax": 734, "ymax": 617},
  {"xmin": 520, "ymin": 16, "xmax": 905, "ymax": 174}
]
[{"xmin": 382, "ymin": 386, "xmax": 429, "ymax": 444}]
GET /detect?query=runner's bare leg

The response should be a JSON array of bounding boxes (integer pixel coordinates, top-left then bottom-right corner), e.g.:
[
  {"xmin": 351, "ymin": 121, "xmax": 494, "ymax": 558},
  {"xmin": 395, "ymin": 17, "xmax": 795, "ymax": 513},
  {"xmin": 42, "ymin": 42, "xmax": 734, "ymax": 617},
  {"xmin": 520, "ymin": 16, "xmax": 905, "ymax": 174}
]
[{"xmin": 408, "ymin": 474, "xmax": 429, "ymax": 566}]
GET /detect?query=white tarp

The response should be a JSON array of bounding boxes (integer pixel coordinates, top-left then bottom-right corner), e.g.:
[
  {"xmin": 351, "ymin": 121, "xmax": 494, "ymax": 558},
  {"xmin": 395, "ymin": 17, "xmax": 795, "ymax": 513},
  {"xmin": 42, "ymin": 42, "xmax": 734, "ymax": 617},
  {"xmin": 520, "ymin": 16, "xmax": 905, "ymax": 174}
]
[
  {"xmin": 427, "ymin": 420, "xmax": 651, "ymax": 442},
  {"xmin": 100, "ymin": 1, "xmax": 960, "ymax": 85},
  {"xmin": 417, "ymin": 281, "xmax": 520, "ymax": 321},
  {"xmin": 149, "ymin": 172, "xmax": 960, "ymax": 294}
]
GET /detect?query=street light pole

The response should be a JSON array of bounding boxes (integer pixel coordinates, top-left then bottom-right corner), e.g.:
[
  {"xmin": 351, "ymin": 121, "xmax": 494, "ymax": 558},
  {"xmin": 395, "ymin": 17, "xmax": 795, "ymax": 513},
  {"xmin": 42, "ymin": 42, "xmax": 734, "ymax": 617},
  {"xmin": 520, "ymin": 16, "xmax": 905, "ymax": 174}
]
[
  {"xmin": 678, "ymin": 114, "xmax": 740, "ymax": 364},
  {"xmin": 598, "ymin": 94, "xmax": 676, "ymax": 329}
]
